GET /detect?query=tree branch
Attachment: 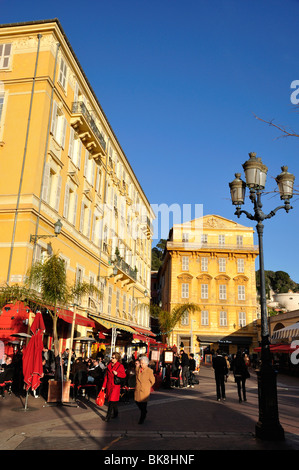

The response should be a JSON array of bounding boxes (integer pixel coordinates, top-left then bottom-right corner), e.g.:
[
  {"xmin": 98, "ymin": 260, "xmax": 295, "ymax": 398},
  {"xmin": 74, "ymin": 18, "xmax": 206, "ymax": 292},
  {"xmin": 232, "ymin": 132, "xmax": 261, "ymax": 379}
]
[{"xmin": 253, "ymin": 113, "xmax": 299, "ymax": 139}]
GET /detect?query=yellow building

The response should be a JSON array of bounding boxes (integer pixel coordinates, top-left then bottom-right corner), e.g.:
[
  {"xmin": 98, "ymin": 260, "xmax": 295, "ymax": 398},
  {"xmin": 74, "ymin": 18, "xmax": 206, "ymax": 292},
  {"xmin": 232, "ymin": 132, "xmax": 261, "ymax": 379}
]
[
  {"xmin": 0, "ymin": 19, "xmax": 154, "ymax": 352},
  {"xmin": 159, "ymin": 215, "xmax": 259, "ymax": 356}
]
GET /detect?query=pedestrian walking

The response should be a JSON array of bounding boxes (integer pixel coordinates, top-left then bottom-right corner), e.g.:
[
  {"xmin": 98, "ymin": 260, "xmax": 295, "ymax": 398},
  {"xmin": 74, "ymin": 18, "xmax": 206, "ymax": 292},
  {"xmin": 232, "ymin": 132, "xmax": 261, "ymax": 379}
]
[
  {"xmin": 135, "ymin": 355, "xmax": 155, "ymax": 424},
  {"xmin": 179, "ymin": 349, "xmax": 189, "ymax": 388},
  {"xmin": 188, "ymin": 353, "xmax": 196, "ymax": 387},
  {"xmin": 212, "ymin": 350, "xmax": 228, "ymax": 401},
  {"xmin": 101, "ymin": 352, "xmax": 126, "ymax": 422},
  {"xmin": 232, "ymin": 351, "xmax": 250, "ymax": 403}
]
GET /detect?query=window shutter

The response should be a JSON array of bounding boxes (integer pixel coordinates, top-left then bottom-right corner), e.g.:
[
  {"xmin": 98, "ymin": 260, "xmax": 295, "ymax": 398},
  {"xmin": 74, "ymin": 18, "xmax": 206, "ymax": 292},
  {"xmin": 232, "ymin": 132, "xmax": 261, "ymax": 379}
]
[
  {"xmin": 42, "ymin": 163, "xmax": 50, "ymax": 202},
  {"xmin": 87, "ymin": 209, "xmax": 91, "ymax": 237},
  {"xmin": 61, "ymin": 116, "xmax": 67, "ymax": 149},
  {"xmin": 68, "ymin": 127, "xmax": 74, "ymax": 159},
  {"xmin": 63, "ymin": 184, "xmax": 70, "ymax": 218},
  {"xmin": 91, "ymin": 214, "xmax": 96, "ymax": 242},
  {"xmin": 73, "ymin": 193, "xmax": 78, "ymax": 226},
  {"xmin": 55, "ymin": 175, "xmax": 62, "ymax": 211},
  {"xmin": 50, "ymin": 101, "xmax": 58, "ymax": 135},
  {"xmin": 79, "ymin": 202, "xmax": 85, "ymax": 232},
  {"xmin": 84, "ymin": 149, "xmax": 89, "ymax": 177}
]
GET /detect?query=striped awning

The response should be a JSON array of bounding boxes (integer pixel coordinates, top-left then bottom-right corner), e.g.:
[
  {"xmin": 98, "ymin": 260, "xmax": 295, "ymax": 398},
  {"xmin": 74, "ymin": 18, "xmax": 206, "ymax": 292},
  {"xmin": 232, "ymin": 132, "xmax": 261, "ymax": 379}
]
[{"xmin": 94, "ymin": 317, "xmax": 136, "ymax": 333}]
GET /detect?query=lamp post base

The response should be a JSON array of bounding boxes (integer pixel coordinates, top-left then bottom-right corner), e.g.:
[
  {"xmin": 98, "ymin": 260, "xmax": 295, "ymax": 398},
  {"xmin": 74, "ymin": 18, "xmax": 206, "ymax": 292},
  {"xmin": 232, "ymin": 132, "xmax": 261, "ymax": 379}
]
[
  {"xmin": 255, "ymin": 366, "xmax": 285, "ymax": 441},
  {"xmin": 255, "ymin": 420, "xmax": 285, "ymax": 441}
]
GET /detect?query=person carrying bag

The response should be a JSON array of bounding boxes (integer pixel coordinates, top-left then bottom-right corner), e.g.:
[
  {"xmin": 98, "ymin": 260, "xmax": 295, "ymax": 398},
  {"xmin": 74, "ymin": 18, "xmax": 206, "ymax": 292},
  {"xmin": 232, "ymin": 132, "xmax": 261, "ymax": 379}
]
[{"xmin": 101, "ymin": 352, "xmax": 126, "ymax": 422}]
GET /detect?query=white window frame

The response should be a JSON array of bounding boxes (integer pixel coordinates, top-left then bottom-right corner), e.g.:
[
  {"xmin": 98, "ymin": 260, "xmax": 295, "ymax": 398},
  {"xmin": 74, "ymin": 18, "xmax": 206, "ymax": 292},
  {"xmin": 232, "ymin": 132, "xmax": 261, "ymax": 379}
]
[
  {"xmin": 201, "ymin": 310, "xmax": 209, "ymax": 326},
  {"xmin": 201, "ymin": 234, "xmax": 208, "ymax": 244},
  {"xmin": 220, "ymin": 311, "xmax": 227, "ymax": 327},
  {"xmin": 181, "ymin": 283, "xmax": 189, "ymax": 298},
  {"xmin": 58, "ymin": 56, "xmax": 68, "ymax": 90},
  {"xmin": 237, "ymin": 258, "xmax": 244, "ymax": 273},
  {"xmin": 182, "ymin": 232, "xmax": 189, "ymax": 242},
  {"xmin": 0, "ymin": 43, "xmax": 12, "ymax": 69},
  {"xmin": 239, "ymin": 311, "xmax": 246, "ymax": 327},
  {"xmin": 219, "ymin": 235, "xmax": 225, "ymax": 245},
  {"xmin": 237, "ymin": 235, "xmax": 243, "ymax": 246},
  {"xmin": 219, "ymin": 258, "xmax": 226, "ymax": 272},
  {"xmin": 219, "ymin": 284, "xmax": 227, "ymax": 300},
  {"xmin": 201, "ymin": 284, "xmax": 208, "ymax": 299},
  {"xmin": 181, "ymin": 311, "xmax": 189, "ymax": 326},
  {"xmin": 182, "ymin": 256, "xmax": 189, "ymax": 271},
  {"xmin": 201, "ymin": 257, "xmax": 208, "ymax": 272},
  {"xmin": 108, "ymin": 286, "xmax": 113, "ymax": 315},
  {"xmin": 238, "ymin": 285, "xmax": 246, "ymax": 300}
]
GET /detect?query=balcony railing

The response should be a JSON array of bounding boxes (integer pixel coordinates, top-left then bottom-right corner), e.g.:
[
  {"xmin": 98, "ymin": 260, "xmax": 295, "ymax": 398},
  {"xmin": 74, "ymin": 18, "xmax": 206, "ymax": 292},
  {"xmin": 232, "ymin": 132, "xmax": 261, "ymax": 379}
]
[
  {"xmin": 167, "ymin": 241, "xmax": 259, "ymax": 252},
  {"xmin": 114, "ymin": 258, "xmax": 137, "ymax": 281},
  {"xmin": 72, "ymin": 101, "xmax": 106, "ymax": 152}
]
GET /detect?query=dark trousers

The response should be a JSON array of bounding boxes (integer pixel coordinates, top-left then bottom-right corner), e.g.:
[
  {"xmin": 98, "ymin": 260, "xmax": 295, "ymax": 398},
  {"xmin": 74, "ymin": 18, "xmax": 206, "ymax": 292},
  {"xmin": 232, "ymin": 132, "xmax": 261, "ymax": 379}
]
[
  {"xmin": 106, "ymin": 401, "xmax": 118, "ymax": 419},
  {"xmin": 136, "ymin": 401, "xmax": 147, "ymax": 422},
  {"xmin": 182, "ymin": 366, "xmax": 189, "ymax": 387},
  {"xmin": 236, "ymin": 377, "xmax": 247, "ymax": 401},
  {"xmin": 215, "ymin": 373, "xmax": 226, "ymax": 399}
]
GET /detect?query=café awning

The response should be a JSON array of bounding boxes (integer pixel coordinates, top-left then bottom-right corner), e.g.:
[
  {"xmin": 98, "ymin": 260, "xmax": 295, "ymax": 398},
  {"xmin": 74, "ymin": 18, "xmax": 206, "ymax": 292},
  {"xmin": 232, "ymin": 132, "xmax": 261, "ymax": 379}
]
[
  {"xmin": 197, "ymin": 335, "xmax": 252, "ymax": 345},
  {"xmin": 57, "ymin": 309, "xmax": 95, "ymax": 328},
  {"xmin": 133, "ymin": 326, "xmax": 156, "ymax": 337},
  {"xmin": 254, "ymin": 343, "xmax": 298, "ymax": 353},
  {"xmin": 94, "ymin": 317, "xmax": 136, "ymax": 333}
]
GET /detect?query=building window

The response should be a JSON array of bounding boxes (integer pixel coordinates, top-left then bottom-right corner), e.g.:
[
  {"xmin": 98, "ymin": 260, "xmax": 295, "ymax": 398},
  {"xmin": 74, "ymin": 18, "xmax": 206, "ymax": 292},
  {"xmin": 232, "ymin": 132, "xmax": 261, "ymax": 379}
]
[
  {"xmin": 0, "ymin": 43, "xmax": 12, "ymax": 69},
  {"xmin": 182, "ymin": 232, "xmax": 189, "ymax": 242},
  {"xmin": 219, "ymin": 235, "xmax": 225, "ymax": 245},
  {"xmin": 0, "ymin": 92, "xmax": 5, "ymax": 122},
  {"xmin": 116, "ymin": 290, "xmax": 120, "ymax": 316},
  {"xmin": 201, "ymin": 284, "xmax": 208, "ymax": 299},
  {"xmin": 219, "ymin": 284, "xmax": 227, "ymax": 300},
  {"xmin": 237, "ymin": 259, "xmax": 244, "ymax": 273},
  {"xmin": 220, "ymin": 311, "xmax": 227, "ymax": 326},
  {"xmin": 108, "ymin": 286, "xmax": 113, "ymax": 315},
  {"xmin": 58, "ymin": 56, "xmax": 68, "ymax": 90},
  {"xmin": 239, "ymin": 311, "xmax": 246, "ymax": 327},
  {"xmin": 238, "ymin": 285, "xmax": 245, "ymax": 300},
  {"xmin": 181, "ymin": 283, "xmax": 189, "ymax": 298},
  {"xmin": 182, "ymin": 256, "xmax": 189, "ymax": 271},
  {"xmin": 50, "ymin": 101, "xmax": 67, "ymax": 148},
  {"xmin": 181, "ymin": 311, "xmax": 189, "ymax": 326},
  {"xmin": 201, "ymin": 257, "xmax": 208, "ymax": 271},
  {"xmin": 237, "ymin": 235, "xmax": 243, "ymax": 246},
  {"xmin": 201, "ymin": 310, "xmax": 209, "ymax": 326},
  {"xmin": 219, "ymin": 258, "xmax": 226, "ymax": 272},
  {"xmin": 201, "ymin": 234, "xmax": 208, "ymax": 244}
]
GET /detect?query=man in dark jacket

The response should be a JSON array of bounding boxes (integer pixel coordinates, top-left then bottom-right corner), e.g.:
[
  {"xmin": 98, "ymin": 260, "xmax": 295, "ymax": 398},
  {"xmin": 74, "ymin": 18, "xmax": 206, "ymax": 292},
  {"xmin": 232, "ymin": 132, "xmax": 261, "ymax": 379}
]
[
  {"xmin": 179, "ymin": 350, "xmax": 189, "ymax": 388},
  {"xmin": 212, "ymin": 350, "xmax": 228, "ymax": 401}
]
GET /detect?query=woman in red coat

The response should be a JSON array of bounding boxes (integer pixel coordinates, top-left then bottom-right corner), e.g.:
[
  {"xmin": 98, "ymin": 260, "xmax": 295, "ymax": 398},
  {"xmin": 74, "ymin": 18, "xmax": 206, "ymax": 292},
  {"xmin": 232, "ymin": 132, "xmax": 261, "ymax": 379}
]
[{"xmin": 102, "ymin": 352, "xmax": 126, "ymax": 422}]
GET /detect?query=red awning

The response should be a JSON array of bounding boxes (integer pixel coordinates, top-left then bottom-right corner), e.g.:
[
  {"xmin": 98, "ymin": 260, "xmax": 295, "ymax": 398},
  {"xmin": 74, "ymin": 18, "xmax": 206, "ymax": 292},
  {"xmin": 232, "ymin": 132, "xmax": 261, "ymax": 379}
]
[
  {"xmin": 133, "ymin": 327, "xmax": 156, "ymax": 337},
  {"xmin": 133, "ymin": 333, "xmax": 150, "ymax": 342},
  {"xmin": 253, "ymin": 343, "xmax": 298, "ymax": 353},
  {"xmin": 57, "ymin": 309, "xmax": 95, "ymax": 328}
]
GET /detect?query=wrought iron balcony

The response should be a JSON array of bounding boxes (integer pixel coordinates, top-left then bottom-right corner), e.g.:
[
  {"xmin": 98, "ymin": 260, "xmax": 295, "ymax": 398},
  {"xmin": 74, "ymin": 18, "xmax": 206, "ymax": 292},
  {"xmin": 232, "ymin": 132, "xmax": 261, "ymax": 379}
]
[{"xmin": 114, "ymin": 257, "xmax": 137, "ymax": 282}]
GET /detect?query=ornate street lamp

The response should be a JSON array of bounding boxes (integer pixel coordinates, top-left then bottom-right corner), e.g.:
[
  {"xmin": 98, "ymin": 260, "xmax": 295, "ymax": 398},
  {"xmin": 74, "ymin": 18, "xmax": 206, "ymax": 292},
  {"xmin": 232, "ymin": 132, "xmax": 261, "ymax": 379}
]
[
  {"xmin": 229, "ymin": 152, "xmax": 295, "ymax": 441},
  {"xmin": 30, "ymin": 219, "xmax": 63, "ymax": 243}
]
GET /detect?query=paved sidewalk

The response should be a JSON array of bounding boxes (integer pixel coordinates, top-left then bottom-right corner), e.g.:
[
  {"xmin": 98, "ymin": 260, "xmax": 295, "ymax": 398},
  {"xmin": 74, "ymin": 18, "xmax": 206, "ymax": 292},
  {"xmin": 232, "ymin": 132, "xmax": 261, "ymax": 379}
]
[{"xmin": 1, "ymin": 365, "xmax": 299, "ymax": 452}]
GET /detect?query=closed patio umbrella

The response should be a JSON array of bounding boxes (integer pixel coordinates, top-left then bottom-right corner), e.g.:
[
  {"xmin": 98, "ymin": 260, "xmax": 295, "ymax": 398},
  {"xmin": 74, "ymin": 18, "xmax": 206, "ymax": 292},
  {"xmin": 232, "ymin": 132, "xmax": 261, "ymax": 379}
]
[{"xmin": 22, "ymin": 312, "xmax": 45, "ymax": 410}]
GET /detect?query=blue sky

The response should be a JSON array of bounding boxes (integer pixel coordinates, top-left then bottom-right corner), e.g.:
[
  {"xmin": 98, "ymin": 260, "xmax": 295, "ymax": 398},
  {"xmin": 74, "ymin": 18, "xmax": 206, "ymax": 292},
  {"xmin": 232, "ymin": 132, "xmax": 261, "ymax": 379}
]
[{"xmin": 2, "ymin": 0, "xmax": 299, "ymax": 281}]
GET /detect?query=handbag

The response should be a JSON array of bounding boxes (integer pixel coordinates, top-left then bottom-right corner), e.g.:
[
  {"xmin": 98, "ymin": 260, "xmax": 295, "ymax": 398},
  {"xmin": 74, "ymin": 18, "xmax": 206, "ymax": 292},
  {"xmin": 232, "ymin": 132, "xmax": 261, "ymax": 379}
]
[
  {"xmin": 113, "ymin": 364, "xmax": 126, "ymax": 386},
  {"xmin": 95, "ymin": 389, "xmax": 105, "ymax": 407}
]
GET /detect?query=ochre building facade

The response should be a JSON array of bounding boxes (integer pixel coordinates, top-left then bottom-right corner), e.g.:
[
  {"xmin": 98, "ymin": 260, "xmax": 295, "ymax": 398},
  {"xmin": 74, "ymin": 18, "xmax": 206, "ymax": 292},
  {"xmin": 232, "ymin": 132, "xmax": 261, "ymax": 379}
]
[
  {"xmin": 159, "ymin": 215, "xmax": 259, "ymax": 356},
  {"xmin": 0, "ymin": 20, "xmax": 154, "ymax": 352}
]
